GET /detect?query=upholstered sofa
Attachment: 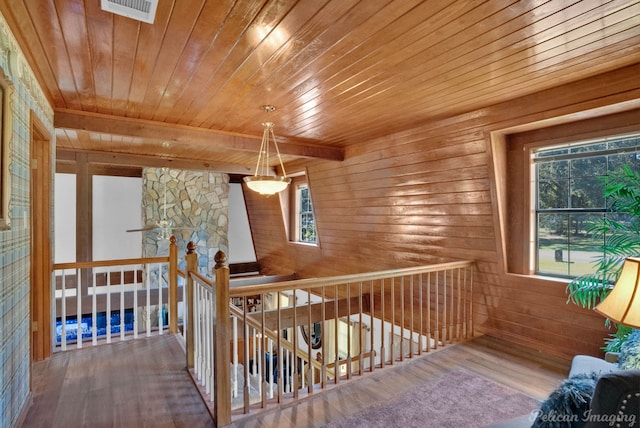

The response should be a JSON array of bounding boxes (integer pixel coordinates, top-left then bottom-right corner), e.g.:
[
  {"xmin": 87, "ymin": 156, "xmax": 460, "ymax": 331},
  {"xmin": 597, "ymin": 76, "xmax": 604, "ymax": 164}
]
[{"xmin": 584, "ymin": 369, "xmax": 640, "ymax": 428}]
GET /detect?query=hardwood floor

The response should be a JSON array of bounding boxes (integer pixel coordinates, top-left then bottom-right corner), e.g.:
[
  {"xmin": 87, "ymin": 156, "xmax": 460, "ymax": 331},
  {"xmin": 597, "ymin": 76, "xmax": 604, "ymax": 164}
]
[
  {"xmin": 22, "ymin": 335, "xmax": 214, "ymax": 428},
  {"xmin": 22, "ymin": 334, "xmax": 569, "ymax": 428}
]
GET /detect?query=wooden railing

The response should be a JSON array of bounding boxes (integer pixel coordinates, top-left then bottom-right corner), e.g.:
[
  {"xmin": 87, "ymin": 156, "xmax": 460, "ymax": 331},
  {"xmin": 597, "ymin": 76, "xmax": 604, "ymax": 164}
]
[
  {"xmin": 184, "ymin": 248, "xmax": 475, "ymax": 426},
  {"xmin": 52, "ymin": 237, "xmax": 181, "ymax": 350},
  {"xmin": 54, "ymin": 238, "xmax": 474, "ymax": 426}
]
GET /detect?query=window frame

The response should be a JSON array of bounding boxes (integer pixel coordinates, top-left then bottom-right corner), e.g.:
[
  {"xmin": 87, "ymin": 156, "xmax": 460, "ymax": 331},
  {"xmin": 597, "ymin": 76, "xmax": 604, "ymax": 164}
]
[
  {"xmin": 531, "ymin": 137, "xmax": 639, "ymax": 278},
  {"xmin": 287, "ymin": 174, "xmax": 319, "ymax": 246},
  {"xmin": 502, "ymin": 109, "xmax": 640, "ymax": 277}
]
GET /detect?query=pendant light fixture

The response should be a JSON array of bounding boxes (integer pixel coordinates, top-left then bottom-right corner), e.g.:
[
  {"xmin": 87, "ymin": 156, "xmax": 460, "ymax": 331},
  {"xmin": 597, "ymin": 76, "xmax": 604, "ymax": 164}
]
[{"xmin": 243, "ymin": 105, "xmax": 292, "ymax": 195}]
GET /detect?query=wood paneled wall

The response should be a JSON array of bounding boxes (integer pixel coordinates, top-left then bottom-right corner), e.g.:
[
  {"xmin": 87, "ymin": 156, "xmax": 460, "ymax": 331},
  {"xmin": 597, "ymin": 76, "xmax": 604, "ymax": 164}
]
[{"xmin": 245, "ymin": 64, "xmax": 640, "ymax": 361}]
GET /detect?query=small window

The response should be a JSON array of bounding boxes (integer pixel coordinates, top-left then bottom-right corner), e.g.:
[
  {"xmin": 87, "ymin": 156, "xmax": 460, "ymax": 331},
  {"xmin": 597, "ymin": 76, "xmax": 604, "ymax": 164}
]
[
  {"xmin": 533, "ymin": 134, "xmax": 640, "ymax": 278},
  {"xmin": 295, "ymin": 183, "xmax": 317, "ymax": 244}
]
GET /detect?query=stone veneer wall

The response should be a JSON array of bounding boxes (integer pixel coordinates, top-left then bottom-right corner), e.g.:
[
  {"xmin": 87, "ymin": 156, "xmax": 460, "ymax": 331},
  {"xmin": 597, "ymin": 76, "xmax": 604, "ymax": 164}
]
[
  {"xmin": 142, "ymin": 168, "xmax": 229, "ymax": 276},
  {"xmin": 0, "ymin": 11, "xmax": 55, "ymax": 428}
]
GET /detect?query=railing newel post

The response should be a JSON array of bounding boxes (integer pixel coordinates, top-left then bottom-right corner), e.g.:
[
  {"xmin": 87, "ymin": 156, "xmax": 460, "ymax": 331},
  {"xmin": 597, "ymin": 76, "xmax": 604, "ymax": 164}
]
[
  {"xmin": 185, "ymin": 241, "xmax": 197, "ymax": 369},
  {"xmin": 214, "ymin": 250, "xmax": 232, "ymax": 426},
  {"xmin": 169, "ymin": 236, "xmax": 178, "ymax": 334}
]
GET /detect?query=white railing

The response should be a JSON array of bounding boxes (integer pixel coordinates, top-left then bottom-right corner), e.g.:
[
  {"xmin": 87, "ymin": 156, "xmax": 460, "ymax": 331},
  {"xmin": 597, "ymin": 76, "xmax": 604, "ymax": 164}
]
[
  {"xmin": 52, "ymin": 237, "xmax": 182, "ymax": 351},
  {"xmin": 191, "ymin": 270, "xmax": 216, "ymax": 397},
  {"xmin": 183, "ymin": 250, "xmax": 474, "ymax": 426}
]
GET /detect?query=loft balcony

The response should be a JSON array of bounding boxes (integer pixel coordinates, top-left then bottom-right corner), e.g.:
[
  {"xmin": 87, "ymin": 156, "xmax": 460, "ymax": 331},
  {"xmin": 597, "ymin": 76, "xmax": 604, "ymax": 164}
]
[
  {"xmin": 22, "ymin": 239, "xmax": 567, "ymax": 427},
  {"xmin": 22, "ymin": 334, "xmax": 567, "ymax": 427}
]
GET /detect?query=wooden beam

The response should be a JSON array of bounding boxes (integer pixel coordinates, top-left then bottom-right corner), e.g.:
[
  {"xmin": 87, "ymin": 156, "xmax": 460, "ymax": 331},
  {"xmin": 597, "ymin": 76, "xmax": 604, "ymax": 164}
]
[
  {"xmin": 56, "ymin": 148, "xmax": 252, "ymax": 175},
  {"xmin": 54, "ymin": 109, "xmax": 344, "ymax": 161}
]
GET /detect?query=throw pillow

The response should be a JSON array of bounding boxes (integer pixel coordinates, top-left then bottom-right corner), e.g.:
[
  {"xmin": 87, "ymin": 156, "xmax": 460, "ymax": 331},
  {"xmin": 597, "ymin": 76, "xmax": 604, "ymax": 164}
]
[
  {"xmin": 617, "ymin": 329, "xmax": 640, "ymax": 370},
  {"xmin": 531, "ymin": 372, "xmax": 599, "ymax": 428}
]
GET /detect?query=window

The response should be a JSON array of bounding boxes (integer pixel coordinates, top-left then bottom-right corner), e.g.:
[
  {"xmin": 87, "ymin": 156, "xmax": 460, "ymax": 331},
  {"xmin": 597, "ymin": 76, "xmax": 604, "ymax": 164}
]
[
  {"xmin": 533, "ymin": 135, "xmax": 640, "ymax": 278},
  {"xmin": 296, "ymin": 183, "xmax": 317, "ymax": 244}
]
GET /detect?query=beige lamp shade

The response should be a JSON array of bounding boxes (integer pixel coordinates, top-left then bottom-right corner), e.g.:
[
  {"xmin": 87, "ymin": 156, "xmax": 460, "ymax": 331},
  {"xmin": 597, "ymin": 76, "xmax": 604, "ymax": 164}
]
[{"xmin": 594, "ymin": 257, "xmax": 640, "ymax": 328}]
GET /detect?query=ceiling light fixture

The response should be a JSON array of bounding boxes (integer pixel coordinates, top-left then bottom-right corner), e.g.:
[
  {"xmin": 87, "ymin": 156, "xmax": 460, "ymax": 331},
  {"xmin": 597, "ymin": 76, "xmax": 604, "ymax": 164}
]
[{"xmin": 243, "ymin": 105, "xmax": 291, "ymax": 195}]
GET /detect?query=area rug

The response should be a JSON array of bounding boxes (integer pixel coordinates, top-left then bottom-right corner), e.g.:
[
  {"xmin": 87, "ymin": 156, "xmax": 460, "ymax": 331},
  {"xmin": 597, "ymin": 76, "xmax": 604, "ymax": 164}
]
[{"xmin": 326, "ymin": 368, "xmax": 539, "ymax": 428}]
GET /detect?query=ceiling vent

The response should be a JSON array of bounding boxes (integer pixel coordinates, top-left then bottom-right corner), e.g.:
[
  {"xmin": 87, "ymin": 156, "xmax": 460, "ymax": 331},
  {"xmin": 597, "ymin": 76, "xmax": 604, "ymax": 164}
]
[{"xmin": 101, "ymin": 0, "xmax": 159, "ymax": 24}]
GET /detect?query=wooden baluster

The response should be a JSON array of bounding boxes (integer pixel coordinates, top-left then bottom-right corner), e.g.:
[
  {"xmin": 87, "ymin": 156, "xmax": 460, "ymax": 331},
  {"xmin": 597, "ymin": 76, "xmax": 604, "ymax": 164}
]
[
  {"xmin": 169, "ymin": 236, "xmax": 178, "ymax": 334},
  {"xmin": 409, "ymin": 275, "xmax": 414, "ymax": 357},
  {"xmin": 399, "ymin": 276, "xmax": 404, "ymax": 362},
  {"xmin": 213, "ymin": 250, "xmax": 231, "ymax": 427},
  {"xmin": 333, "ymin": 285, "xmax": 338, "ymax": 384},
  {"xmin": 469, "ymin": 267, "xmax": 474, "ymax": 338},
  {"xmin": 434, "ymin": 272, "xmax": 439, "ymax": 349},
  {"xmin": 369, "ymin": 280, "xmax": 375, "ymax": 372},
  {"xmin": 456, "ymin": 268, "xmax": 461, "ymax": 342},
  {"xmin": 427, "ymin": 272, "xmax": 432, "ymax": 351},
  {"xmin": 346, "ymin": 283, "xmax": 352, "ymax": 379},
  {"xmin": 418, "ymin": 274, "xmax": 423, "ymax": 355},
  {"xmin": 260, "ymin": 292, "xmax": 267, "ymax": 407},
  {"xmin": 357, "ymin": 281, "xmax": 363, "ymax": 376},
  {"xmin": 379, "ymin": 279, "xmax": 385, "ymax": 368},
  {"xmin": 389, "ymin": 277, "xmax": 395, "ymax": 365},
  {"xmin": 185, "ymin": 241, "xmax": 197, "ymax": 369}
]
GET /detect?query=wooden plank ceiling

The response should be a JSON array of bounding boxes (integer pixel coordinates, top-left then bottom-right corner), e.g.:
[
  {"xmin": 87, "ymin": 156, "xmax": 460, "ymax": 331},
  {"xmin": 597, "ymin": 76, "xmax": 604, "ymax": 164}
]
[{"xmin": 1, "ymin": 0, "xmax": 639, "ymax": 171}]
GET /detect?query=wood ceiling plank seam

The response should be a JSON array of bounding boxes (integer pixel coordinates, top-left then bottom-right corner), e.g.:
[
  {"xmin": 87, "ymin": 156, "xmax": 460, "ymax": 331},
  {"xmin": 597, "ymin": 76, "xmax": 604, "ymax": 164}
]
[
  {"xmin": 137, "ymin": 0, "xmax": 208, "ymax": 122},
  {"xmin": 172, "ymin": 0, "xmax": 294, "ymax": 126},
  {"xmin": 372, "ymin": 0, "xmax": 616, "ymax": 105},
  {"xmin": 0, "ymin": 2, "xmax": 64, "ymax": 106},
  {"xmin": 345, "ymin": 3, "xmax": 639, "ymax": 121},
  {"xmin": 84, "ymin": 0, "xmax": 114, "ymax": 114},
  {"xmin": 54, "ymin": 0, "xmax": 98, "ymax": 112},
  {"xmin": 124, "ymin": 0, "xmax": 176, "ymax": 118},
  {"xmin": 300, "ymin": 38, "xmax": 640, "ymax": 146},
  {"xmin": 110, "ymin": 15, "xmax": 140, "ymax": 117},
  {"xmin": 425, "ymin": 30, "xmax": 640, "ymax": 119},
  {"xmin": 268, "ymin": 0, "xmax": 459, "ymax": 125},
  {"xmin": 165, "ymin": 0, "xmax": 269, "ymax": 125},
  {"xmin": 261, "ymin": 0, "xmax": 424, "ymax": 133},
  {"xmin": 306, "ymin": 0, "xmax": 573, "ymax": 105},
  {"xmin": 192, "ymin": 0, "xmax": 392, "ymax": 134},
  {"xmin": 245, "ymin": 0, "xmax": 397, "ymax": 120},
  {"xmin": 150, "ymin": 0, "xmax": 237, "ymax": 123},
  {"xmin": 186, "ymin": 0, "xmax": 324, "ymax": 128},
  {"xmin": 206, "ymin": 0, "xmax": 363, "ymax": 132},
  {"xmin": 22, "ymin": 0, "xmax": 83, "ymax": 109},
  {"xmin": 279, "ymin": 0, "xmax": 521, "ymax": 137},
  {"xmin": 321, "ymin": 0, "xmax": 524, "ymax": 92},
  {"xmin": 282, "ymin": 0, "xmax": 624, "ymax": 142}
]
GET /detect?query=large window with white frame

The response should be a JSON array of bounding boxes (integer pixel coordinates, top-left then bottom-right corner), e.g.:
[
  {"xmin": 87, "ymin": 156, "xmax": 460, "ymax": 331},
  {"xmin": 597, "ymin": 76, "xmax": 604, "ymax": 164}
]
[{"xmin": 533, "ymin": 134, "xmax": 640, "ymax": 278}]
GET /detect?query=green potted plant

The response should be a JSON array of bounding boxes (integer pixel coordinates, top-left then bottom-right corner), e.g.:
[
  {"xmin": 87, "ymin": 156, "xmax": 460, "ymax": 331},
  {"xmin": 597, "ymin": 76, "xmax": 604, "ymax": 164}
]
[{"xmin": 566, "ymin": 165, "xmax": 640, "ymax": 351}]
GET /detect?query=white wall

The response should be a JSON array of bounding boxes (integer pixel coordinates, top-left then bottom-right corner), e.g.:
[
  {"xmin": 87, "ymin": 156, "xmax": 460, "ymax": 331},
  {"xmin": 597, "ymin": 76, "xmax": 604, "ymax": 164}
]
[
  {"xmin": 54, "ymin": 173, "xmax": 76, "ymax": 263},
  {"xmin": 228, "ymin": 182, "xmax": 256, "ymax": 263},
  {"xmin": 92, "ymin": 175, "xmax": 143, "ymax": 260},
  {"xmin": 54, "ymin": 175, "xmax": 256, "ymax": 263}
]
